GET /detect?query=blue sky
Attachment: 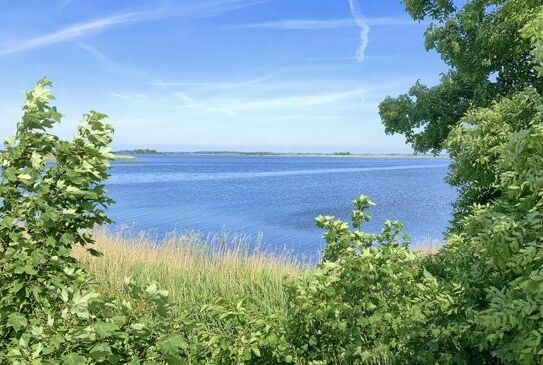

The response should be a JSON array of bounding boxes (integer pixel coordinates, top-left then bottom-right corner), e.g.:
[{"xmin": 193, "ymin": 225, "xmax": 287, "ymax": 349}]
[{"xmin": 0, "ymin": 0, "xmax": 446, "ymax": 153}]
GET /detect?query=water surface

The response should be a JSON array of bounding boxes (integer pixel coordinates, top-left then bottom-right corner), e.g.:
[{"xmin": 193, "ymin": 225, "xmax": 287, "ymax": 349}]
[{"xmin": 107, "ymin": 155, "xmax": 455, "ymax": 255}]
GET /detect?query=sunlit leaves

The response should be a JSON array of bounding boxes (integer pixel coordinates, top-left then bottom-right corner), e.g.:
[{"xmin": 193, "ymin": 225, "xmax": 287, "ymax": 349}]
[
  {"xmin": 0, "ymin": 79, "xmax": 189, "ymax": 364},
  {"xmin": 380, "ymin": 1, "xmax": 543, "ymax": 154}
]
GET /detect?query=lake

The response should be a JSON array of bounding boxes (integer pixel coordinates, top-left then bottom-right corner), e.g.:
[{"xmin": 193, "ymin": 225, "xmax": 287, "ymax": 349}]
[{"xmin": 106, "ymin": 154, "xmax": 456, "ymax": 256}]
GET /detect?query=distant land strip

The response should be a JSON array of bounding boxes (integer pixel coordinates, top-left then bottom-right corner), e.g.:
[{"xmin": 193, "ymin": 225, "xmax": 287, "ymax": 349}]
[{"xmin": 113, "ymin": 149, "xmax": 449, "ymax": 159}]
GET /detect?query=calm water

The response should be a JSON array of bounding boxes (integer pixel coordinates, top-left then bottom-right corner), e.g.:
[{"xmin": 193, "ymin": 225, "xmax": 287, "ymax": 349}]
[{"xmin": 106, "ymin": 155, "xmax": 455, "ymax": 256}]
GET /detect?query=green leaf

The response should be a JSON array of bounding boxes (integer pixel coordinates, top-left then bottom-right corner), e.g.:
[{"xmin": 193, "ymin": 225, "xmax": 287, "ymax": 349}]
[
  {"xmin": 7, "ymin": 313, "xmax": 28, "ymax": 331},
  {"xmin": 89, "ymin": 343, "xmax": 112, "ymax": 362},
  {"xmin": 95, "ymin": 321, "xmax": 119, "ymax": 338},
  {"xmin": 62, "ymin": 354, "xmax": 88, "ymax": 365},
  {"xmin": 157, "ymin": 334, "xmax": 188, "ymax": 356}
]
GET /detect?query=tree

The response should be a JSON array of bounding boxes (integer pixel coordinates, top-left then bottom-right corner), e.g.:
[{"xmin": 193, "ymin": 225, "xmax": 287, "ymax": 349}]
[{"xmin": 379, "ymin": 0, "xmax": 543, "ymax": 154}]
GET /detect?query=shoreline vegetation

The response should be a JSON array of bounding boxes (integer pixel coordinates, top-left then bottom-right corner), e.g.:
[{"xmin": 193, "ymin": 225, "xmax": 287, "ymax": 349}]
[
  {"xmin": 75, "ymin": 230, "xmax": 441, "ymax": 312},
  {"xmin": 74, "ymin": 230, "xmax": 309, "ymax": 314},
  {"xmin": 113, "ymin": 148, "xmax": 449, "ymax": 159},
  {"xmin": 72, "ymin": 229, "xmax": 442, "ymax": 337}
]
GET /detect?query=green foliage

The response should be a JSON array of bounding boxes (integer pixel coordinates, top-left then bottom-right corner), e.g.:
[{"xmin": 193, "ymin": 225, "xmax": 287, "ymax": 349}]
[
  {"xmin": 445, "ymin": 89, "xmax": 543, "ymax": 225},
  {"xmin": 288, "ymin": 198, "xmax": 476, "ymax": 364},
  {"xmin": 441, "ymin": 97, "xmax": 543, "ymax": 363},
  {"xmin": 380, "ymin": 0, "xmax": 543, "ymax": 227},
  {"xmin": 190, "ymin": 299, "xmax": 294, "ymax": 364},
  {"xmin": 288, "ymin": 201, "xmax": 419, "ymax": 363},
  {"xmin": 474, "ymin": 123, "xmax": 543, "ymax": 363},
  {"xmin": 0, "ymin": 79, "xmax": 189, "ymax": 364},
  {"xmin": 379, "ymin": 0, "xmax": 543, "ymax": 154}
]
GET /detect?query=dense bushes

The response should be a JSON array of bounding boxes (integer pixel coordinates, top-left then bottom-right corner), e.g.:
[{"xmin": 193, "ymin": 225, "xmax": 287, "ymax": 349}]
[{"xmin": 444, "ymin": 100, "xmax": 543, "ymax": 363}]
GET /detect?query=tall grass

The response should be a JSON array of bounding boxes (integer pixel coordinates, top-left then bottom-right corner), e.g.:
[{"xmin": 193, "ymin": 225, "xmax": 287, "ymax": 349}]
[
  {"xmin": 74, "ymin": 230, "xmax": 309, "ymax": 315},
  {"xmin": 75, "ymin": 230, "xmax": 441, "ymax": 320}
]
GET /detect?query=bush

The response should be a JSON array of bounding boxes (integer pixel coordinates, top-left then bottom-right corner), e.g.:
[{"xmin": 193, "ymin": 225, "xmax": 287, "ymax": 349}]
[
  {"xmin": 288, "ymin": 199, "xmax": 414, "ymax": 363},
  {"xmin": 0, "ymin": 79, "xmax": 191, "ymax": 364},
  {"xmin": 444, "ymin": 100, "xmax": 543, "ymax": 363}
]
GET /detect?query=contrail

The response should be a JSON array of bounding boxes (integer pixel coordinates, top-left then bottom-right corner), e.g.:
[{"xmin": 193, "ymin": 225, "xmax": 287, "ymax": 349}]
[{"xmin": 347, "ymin": 0, "xmax": 369, "ymax": 62}]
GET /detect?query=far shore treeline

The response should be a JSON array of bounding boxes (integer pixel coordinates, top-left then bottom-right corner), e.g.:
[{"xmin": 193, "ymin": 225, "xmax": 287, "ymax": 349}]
[{"xmin": 114, "ymin": 148, "xmax": 447, "ymax": 158}]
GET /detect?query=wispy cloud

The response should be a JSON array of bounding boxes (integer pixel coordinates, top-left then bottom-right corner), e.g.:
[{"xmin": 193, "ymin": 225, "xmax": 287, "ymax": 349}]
[
  {"xmin": 228, "ymin": 89, "xmax": 364, "ymax": 111},
  {"xmin": 174, "ymin": 92, "xmax": 241, "ymax": 116},
  {"xmin": 78, "ymin": 42, "xmax": 160, "ymax": 83},
  {"xmin": 348, "ymin": 0, "xmax": 369, "ymax": 63},
  {"xmin": 109, "ymin": 92, "xmax": 150, "ymax": 104},
  {"xmin": 58, "ymin": 0, "xmax": 74, "ymax": 10},
  {"xmin": 226, "ymin": 19, "xmax": 354, "ymax": 30},
  {"xmin": 0, "ymin": 0, "xmax": 268, "ymax": 55},
  {"xmin": 151, "ymin": 74, "xmax": 275, "ymax": 91},
  {"xmin": 1, "ymin": 12, "xmax": 140, "ymax": 55},
  {"xmin": 225, "ymin": 17, "xmax": 414, "ymax": 30},
  {"xmin": 172, "ymin": 88, "xmax": 365, "ymax": 116}
]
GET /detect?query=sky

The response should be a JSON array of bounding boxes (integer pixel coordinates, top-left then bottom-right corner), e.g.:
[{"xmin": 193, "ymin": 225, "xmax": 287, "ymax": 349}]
[{"xmin": 0, "ymin": 0, "xmax": 447, "ymax": 153}]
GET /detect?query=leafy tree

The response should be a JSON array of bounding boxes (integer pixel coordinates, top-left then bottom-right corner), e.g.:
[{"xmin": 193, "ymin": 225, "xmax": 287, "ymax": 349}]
[
  {"xmin": 416, "ymin": 11, "xmax": 543, "ymax": 363},
  {"xmin": 379, "ymin": 0, "xmax": 543, "ymax": 226},
  {"xmin": 379, "ymin": 0, "xmax": 543, "ymax": 154}
]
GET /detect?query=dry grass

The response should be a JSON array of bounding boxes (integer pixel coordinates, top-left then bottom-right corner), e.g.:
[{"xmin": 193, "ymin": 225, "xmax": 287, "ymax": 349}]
[
  {"xmin": 412, "ymin": 240, "xmax": 443, "ymax": 255},
  {"xmin": 74, "ymin": 230, "xmax": 309, "ymax": 313},
  {"xmin": 74, "ymin": 230, "xmax": 442, "ymax": 317}
]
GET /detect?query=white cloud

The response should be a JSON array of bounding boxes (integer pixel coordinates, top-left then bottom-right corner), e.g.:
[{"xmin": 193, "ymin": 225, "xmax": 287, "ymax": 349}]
[
  {"xmin": 229, "ymin": 89, "xmax": 364, "ymax": 111},
  {"xmin": 348, "ymin": 0, "xmax": 370, "ymax": 63},
  {"xmin": 109, "ymin": 92, "xmax": 149, "ymax": 104},
  {"xmin": 78, "ymin": 43, "xmax": 160, "ymax": 83},
  {"xmin": 226, "ymin": 19, "xmax": 354, "ymax": 30},
  {"xmin": 174, "ymin": 92, "xmax": 240, "ymax": 116},
  {"xmin": 58, "ymin": 0, "xmax": 74, "ymax": 9},
  {"xmin": 0, "ymin": 0, "xmax": 269, "ymax": 55},
  {"xmin": 1, "ymin": 13, "xmax": 139, "ymax": 55}
]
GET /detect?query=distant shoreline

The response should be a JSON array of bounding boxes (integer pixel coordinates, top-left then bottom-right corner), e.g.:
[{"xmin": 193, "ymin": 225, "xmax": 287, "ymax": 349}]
[{"xmin": 113, "ymin": 149, "xmax": 449, "ymax": 159}]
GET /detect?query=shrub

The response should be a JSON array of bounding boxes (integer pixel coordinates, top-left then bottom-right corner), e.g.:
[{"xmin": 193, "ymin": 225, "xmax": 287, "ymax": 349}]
[
  {"xmin": 0, "ymin": 79, "xmax": 191, "ymax": 364},
  {"xmin": 287, "ymin": 197, "xmax": 459, "ymax": 364},
  {"xmin": 438, "ymin": 13, "xmax": 543, "ymax": 363},
  {"xmin": 443, "ymin": 98, "xmax": 543, "ymax": 363}
]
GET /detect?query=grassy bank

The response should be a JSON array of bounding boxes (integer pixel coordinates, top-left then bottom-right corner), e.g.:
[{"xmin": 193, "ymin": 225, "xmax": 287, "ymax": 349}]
[
  {"xmin": 75, "ymin": 231, "xmax": 440, "ymax": 315},
  {"xmin": 74, "ymin": 231, "xmax": 308, "ymax": 315}
]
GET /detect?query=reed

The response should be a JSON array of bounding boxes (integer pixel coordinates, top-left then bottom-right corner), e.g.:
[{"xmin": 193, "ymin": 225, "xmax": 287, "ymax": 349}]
[
  {"xmin": 412, "ymin": 240, "xmax": 442, "ymax": 255},
  {"xmin": 75, "ymin": 230, "xmax": 441, "ymax": 318},
  {"xmin": 74, "ymin": 230, "xmax": 309, "ymax": 314}
]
